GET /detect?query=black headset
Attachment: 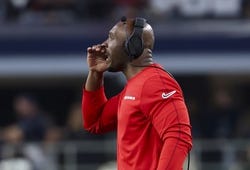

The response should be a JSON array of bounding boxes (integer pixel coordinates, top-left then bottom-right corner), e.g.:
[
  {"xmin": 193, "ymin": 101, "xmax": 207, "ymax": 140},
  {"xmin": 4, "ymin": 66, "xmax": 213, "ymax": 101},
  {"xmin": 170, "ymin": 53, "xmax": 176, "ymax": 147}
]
[{"xmin": 121, "ymin": 17, "xmax": 146, "ymax": 61}]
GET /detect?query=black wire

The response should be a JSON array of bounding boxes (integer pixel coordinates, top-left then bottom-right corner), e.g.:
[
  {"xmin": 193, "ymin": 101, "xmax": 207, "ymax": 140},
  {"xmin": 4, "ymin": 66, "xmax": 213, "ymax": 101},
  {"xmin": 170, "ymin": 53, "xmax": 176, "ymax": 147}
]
[{"xmin": 187, "ymin": 152, "xmax": 190, "ymax": 170}]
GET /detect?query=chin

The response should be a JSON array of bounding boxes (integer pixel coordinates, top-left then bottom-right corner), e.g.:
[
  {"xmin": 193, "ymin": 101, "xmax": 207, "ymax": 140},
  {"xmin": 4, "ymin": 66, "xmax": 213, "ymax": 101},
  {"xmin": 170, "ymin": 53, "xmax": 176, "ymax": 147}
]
[
  {"xmin": 108, "ymin": 63, "xmax": 125, "ymax": 72},
  {"xmin": 108, "ymin": 66, "xmax": 120, "ymax": 72}
]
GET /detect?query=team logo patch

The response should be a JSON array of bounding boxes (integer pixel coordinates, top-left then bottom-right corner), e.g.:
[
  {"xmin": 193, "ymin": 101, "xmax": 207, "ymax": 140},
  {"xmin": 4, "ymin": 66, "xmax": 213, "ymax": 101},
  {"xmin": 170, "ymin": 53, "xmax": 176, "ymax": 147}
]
[{"xmin": 124, "ymin": 96, "xmax": 136, "ymax": 100}]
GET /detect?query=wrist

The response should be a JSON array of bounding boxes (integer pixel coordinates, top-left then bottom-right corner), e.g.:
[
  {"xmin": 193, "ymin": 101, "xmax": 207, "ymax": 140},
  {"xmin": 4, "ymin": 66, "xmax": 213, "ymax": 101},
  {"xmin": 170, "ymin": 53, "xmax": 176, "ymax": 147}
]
[
  {"xmin": 85, "ymin": 71, "xmax": 104, "ymax": 91},
  {"xmin": 89, "ymin": 70, "xmax": 104, "ymax": 79}
]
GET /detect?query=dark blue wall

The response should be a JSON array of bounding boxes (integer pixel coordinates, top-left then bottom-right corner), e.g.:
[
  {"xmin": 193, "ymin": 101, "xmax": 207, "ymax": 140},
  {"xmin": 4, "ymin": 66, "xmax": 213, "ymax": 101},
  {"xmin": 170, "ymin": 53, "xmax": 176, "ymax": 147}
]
[{"xmin": 1, "ymin": 35, "xmax": 250, "ymax": 55}]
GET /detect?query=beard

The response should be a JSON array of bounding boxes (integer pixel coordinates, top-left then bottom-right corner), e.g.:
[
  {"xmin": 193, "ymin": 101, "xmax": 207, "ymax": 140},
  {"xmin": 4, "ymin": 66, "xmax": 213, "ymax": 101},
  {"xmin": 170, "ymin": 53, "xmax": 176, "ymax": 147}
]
[
  {"xmin": 108, "ymin": 67, "xmax": 119, "ymax": 72},
  {"xmin": 107, "ymin": 61, "xmax": 127, "ymax": 72},
  {"xmin": 107, "ymin": 49, "xmax": 129, "ymax": 72},
  {"xmin": 108, "ymin": 65, "xmax": 124, "ymax": 72},
  {"xmin": 108, "ymin": 66, "xmax": 119, "ymax": 72}
]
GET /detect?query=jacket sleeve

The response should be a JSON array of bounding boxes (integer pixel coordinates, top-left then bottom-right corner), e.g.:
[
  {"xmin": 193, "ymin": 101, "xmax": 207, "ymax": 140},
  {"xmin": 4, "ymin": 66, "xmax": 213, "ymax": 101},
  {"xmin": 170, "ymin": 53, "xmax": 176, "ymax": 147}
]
[
  {"xmin": 82, "ymin": 86, "xmax": 119, "ymax": 134},
  {"xmin": 140, "ymin": 75, "xmax": 192, "ymax": 170}
]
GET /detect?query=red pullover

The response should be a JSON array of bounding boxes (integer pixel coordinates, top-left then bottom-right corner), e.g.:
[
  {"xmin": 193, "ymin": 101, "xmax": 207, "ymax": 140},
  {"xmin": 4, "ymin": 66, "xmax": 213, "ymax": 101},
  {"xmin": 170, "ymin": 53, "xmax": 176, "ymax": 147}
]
[{"xmin": 82, "ymin": 64, "xmax": 192, "ymax": 170}]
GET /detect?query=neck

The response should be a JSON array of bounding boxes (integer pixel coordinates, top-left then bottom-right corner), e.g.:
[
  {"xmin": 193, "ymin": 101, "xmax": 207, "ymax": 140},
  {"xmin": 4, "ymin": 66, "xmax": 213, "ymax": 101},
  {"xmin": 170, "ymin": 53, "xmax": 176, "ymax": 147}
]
[{"xmin": 122, "ymin": 49, "xmax": 153, "ymax": 80}]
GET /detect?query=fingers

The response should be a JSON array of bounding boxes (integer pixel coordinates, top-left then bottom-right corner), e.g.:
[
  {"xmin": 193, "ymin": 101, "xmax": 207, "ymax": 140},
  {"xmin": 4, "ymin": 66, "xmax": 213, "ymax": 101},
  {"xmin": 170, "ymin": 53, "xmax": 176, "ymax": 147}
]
[
  {"xmin": 87, "ymin": 44, "xmax": 107, "ymax": 57},
  {"xmin": 87, "ymin": 44, "xmax": 104, "ymax": 52}
]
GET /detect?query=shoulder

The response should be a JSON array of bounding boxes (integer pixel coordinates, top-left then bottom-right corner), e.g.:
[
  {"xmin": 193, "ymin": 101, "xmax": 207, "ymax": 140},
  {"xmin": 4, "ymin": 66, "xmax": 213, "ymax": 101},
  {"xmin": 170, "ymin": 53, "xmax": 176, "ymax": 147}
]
[
  {"xmin": 126, "ymin": 65, "xmax": 182, "ymax": 96},
  {"xmin": 142, "ymin": 66, "xmax": 178, "ymax": 90},
  {"xmin": 140, "ymin": 66, "xmax": 183, "ymax": 99}
]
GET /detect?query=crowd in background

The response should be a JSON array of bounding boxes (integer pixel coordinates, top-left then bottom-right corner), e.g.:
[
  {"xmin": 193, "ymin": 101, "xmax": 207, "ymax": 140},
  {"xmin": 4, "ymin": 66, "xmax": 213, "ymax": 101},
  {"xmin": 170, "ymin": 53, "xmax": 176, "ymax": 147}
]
[
  {"xmin": 1, "ymin": 0, "xmax": 148, "ymax": 24},
  {"xmin": 0, "ymin": 75, "xmax": 249, "ymax": 169},
  {"xmin": 0, "ymin": 92, "xmax": 115, "ymax": 170},
  {"xmin": 0, "ymin": 0, "xmax": 250, "ymax": 25}
]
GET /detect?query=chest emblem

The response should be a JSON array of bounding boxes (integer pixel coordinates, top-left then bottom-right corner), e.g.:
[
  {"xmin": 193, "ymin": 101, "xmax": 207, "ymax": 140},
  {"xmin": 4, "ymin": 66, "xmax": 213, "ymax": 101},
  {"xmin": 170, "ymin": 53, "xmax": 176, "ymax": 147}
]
[{"xmin": 124, "ymin": 95, "xmax": 136, "ymax": 100}]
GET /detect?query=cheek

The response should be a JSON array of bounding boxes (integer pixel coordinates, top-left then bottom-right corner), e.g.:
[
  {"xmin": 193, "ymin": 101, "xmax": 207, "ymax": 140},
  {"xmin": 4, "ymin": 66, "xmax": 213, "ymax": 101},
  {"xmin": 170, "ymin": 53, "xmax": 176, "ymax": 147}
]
[
  {"xmin": 109, "ymin": 47, "xmax": 128, "ymax": 69},
  {"xmin": 109, "ymin": 41, "xmax": 125, "ymax": 59}
]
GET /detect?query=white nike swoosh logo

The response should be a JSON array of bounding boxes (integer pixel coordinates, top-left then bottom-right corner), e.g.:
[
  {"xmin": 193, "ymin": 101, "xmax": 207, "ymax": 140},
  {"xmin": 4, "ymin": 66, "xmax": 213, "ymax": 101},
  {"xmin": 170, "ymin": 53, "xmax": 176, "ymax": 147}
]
[{"xmin": 162, "ymin": 90, "xmax": 176, "ymax": 99}]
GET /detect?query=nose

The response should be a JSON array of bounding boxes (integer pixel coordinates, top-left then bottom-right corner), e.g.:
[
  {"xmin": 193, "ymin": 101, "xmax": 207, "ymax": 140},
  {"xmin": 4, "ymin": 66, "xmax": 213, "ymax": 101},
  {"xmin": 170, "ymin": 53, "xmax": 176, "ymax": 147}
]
[{"xmin": 101, "ymin": 41, "xmax": 108, "ymax": 48}]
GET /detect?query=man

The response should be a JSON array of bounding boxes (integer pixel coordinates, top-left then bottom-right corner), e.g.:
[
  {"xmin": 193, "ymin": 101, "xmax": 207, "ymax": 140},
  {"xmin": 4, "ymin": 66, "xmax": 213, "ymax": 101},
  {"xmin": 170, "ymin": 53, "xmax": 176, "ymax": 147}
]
[{"xmin": 82, "ymin": 17, "xmax": 192, "ymax": 170}]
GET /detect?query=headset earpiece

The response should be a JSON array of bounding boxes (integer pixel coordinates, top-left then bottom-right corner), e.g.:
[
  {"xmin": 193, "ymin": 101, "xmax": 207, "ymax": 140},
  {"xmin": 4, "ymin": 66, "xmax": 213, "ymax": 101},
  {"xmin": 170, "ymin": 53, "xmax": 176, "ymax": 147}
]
[{"xmin": 124, "ymin": 17, "xmax": 146, "ymax": 60}]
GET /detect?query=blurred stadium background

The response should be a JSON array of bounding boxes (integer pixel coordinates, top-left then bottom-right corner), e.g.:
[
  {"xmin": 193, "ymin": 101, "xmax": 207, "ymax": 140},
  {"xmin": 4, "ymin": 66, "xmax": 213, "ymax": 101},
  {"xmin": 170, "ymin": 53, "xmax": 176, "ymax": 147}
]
[{"xmin": 0, "ymin": 0, "xmax": 250, "ymax": 170}]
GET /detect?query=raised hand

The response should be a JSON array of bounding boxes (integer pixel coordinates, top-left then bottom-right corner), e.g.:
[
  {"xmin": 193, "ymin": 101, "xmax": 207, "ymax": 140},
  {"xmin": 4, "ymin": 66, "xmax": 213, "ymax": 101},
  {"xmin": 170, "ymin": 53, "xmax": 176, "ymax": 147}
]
[{"xmin": 87, "ymin": 43, "xmax": 111, "ymax": 73}]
